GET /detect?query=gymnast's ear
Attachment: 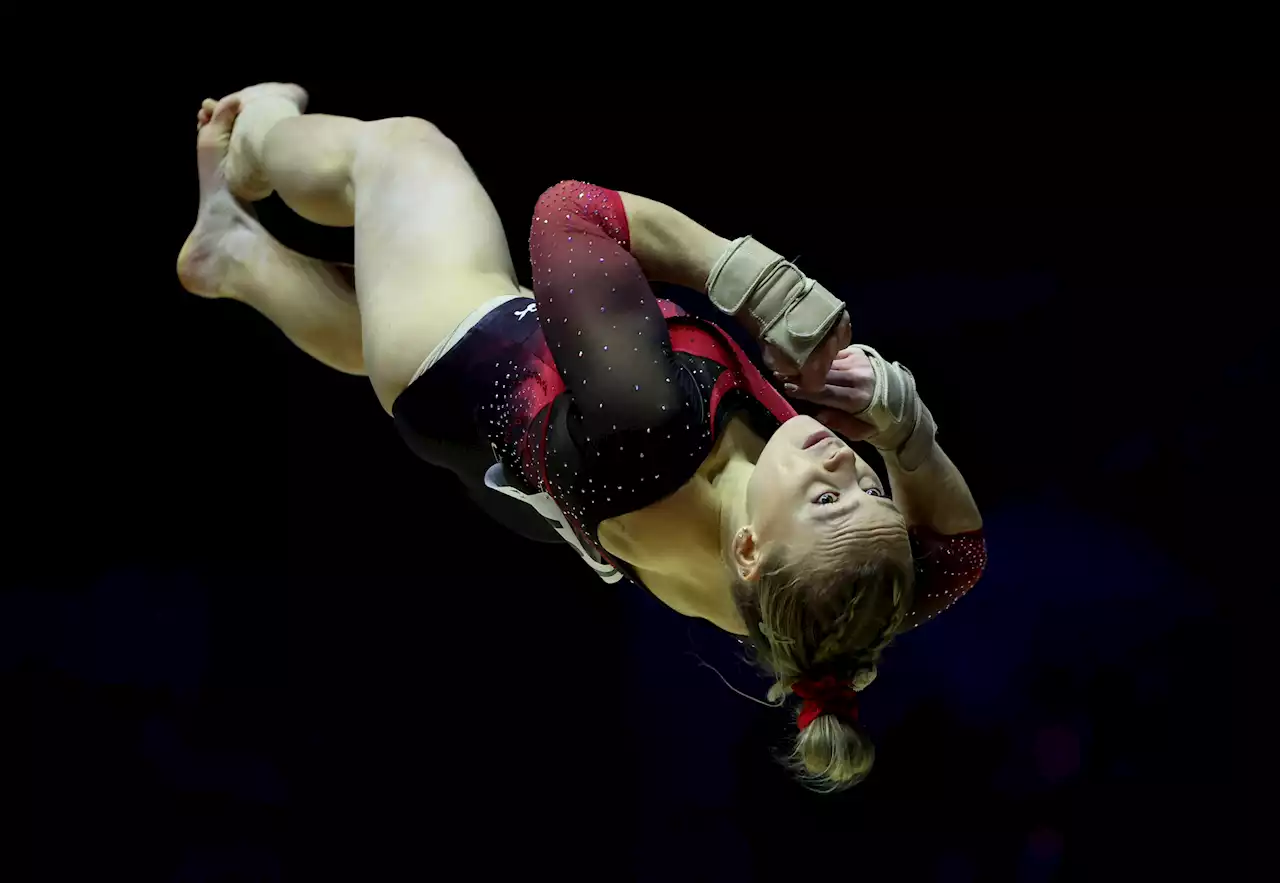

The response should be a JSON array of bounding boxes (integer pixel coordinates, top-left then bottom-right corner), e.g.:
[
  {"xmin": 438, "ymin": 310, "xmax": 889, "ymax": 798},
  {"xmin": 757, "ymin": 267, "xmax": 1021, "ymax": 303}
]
[{"xmin": 731, "ymin": 526, "xmax": 765, "ymax": 583}]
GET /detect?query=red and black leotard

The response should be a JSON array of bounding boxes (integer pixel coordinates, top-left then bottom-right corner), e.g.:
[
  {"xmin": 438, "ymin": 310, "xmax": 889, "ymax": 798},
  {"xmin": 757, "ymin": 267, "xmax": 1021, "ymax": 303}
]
[{"xmin": 392, "ymin": 181, "xmax": 986, "ymax": 628}]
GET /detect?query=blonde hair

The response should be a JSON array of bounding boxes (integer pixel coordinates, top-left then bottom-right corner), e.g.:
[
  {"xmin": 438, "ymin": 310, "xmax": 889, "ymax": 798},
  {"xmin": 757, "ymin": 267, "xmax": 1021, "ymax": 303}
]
[{"xmin": 731, "ymin": 545, "xmax": 915, "ymax": 792}]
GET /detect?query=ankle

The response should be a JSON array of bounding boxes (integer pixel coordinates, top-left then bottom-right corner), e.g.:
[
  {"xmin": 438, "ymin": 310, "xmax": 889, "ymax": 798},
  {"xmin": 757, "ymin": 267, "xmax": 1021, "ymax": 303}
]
[
  {"xmin": 241, "ymin": 98, "xmax": 302, "ymax": 164},
  {"xmin": 178, "ymin": 216, "xmax": 259, "ymax": 299}
]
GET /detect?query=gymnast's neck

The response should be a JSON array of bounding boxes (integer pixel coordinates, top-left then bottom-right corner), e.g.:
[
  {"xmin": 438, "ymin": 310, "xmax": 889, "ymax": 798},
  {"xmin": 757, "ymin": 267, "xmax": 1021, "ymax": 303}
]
[{"xmin": 708, "ymin": 417, "xmax": 764, "ymax": 563}]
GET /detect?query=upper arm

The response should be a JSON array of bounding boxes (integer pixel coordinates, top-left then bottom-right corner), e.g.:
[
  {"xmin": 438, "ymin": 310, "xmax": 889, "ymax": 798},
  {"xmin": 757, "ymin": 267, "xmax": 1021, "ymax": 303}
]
[
  {"xmin": 529, "ymin": 181, "xmax": 685, "ymax": 439},
  {"xmin": 901, "ymin": 527, "xmax": 988, "ymax": 631}
]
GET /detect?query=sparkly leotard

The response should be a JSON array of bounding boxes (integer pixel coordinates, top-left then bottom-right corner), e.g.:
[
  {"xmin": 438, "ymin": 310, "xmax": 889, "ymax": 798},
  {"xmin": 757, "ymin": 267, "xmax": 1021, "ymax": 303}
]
[{"xmin": 392, "ymin": 181, "xmax": 986, "ymax": 627}]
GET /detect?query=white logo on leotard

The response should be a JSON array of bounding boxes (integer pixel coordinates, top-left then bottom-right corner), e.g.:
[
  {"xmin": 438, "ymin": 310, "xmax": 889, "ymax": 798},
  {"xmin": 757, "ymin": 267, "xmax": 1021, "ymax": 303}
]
[
  {"xmin": 483, "ymin": 462, "xmax": 622, "ymax": 584},
  {"xmin": 514, "ymin": 303, "xmax": 538, "ymax": 320}
]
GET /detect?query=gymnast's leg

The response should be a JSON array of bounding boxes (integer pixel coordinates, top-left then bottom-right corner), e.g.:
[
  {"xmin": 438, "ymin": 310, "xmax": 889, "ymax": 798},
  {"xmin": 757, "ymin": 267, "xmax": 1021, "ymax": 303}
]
[
  {"xmin": 177, "ymin": 98, "xmax": 365, "ymax": 375},
  {"xmin": 208, "ymin": 83, "xmax": 526, "ymax": 413}
]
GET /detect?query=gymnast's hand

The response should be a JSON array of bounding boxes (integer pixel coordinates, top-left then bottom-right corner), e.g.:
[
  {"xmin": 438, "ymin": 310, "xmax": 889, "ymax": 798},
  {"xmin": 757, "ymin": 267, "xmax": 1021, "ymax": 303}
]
[
  {"xmin": 763, "ymin": 310, "xmax": 852, "ymax": 395},
  {"xmin": 781, "ymin": 344, "xmax": 878, "ymax": 441}
]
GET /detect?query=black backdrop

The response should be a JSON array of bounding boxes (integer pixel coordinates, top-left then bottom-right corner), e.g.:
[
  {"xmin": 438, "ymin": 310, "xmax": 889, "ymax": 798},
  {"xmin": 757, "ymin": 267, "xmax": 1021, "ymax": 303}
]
[{"xmin": 10, "ymin": 80, "xmax": 1274, "ymax": 881}]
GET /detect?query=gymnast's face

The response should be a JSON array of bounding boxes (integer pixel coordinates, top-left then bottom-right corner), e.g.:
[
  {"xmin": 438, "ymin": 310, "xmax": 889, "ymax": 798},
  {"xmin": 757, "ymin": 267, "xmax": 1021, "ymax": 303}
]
[{"xmin": 738, "ymin": 416, "xmax": 910, "ymax": 577}]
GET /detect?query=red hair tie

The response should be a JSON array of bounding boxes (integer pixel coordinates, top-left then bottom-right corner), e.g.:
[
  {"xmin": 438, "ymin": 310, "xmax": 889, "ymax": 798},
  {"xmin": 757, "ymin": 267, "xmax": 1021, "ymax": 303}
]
[{"xmin": 793, "ymin": 673, "xmax": 860, "ymax": 731}]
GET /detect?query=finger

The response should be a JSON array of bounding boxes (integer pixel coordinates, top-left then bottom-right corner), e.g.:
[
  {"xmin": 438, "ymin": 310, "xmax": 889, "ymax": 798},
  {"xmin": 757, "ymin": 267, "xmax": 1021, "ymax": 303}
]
[
  {"xmin": 821, "ymin": 367, "xmax": 863, "ymax": 386},
  {"xmin": 802, "ymin": 336, "xmax": 844, "ymax": 391},
  {"xmin": 820, "ymin": 311, "xmax": 849, "ymax": 348},
  {"xmin": 835, "ymin": 311, "xmax": 852, "ymax": 350},
  {"xmin": 782, "ymin": 382, "xmax": 828, "ymax": 402},
  {"xmin": 763, "ymin": 345, "xmax": 799, "ymax": 377},
  {"xmin": 778, "ymin": 378, "xmax": 860, "ymax": 412},
  {"xmin": 795, "ymin": 338, "xmax": 835, "ymax": 390},
  {"xmin": 797, "ymin": 364, "xmax": 830, "ymax": 394}
]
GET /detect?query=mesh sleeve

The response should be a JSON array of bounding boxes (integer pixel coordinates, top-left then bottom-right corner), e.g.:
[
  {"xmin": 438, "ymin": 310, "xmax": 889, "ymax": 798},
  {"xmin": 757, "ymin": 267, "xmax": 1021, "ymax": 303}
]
[
  {"xmin": 528, "ymin": 181, "xmax": 684, "ymax": 440},
  {"xmin": 902, "ymin": 527, "xmax": 988, "ymax": 630}
]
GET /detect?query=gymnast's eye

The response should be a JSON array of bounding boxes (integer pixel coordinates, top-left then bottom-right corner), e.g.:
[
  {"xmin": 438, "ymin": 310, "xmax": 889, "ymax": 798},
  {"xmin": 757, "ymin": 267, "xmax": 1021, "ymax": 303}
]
[
  {"xmin": 815, "ymin": 491, "xmax": 839, "ymax": 505},
  {"xmin": 863, "ymin": 487, "xmax": 885, "ymax": 497}
]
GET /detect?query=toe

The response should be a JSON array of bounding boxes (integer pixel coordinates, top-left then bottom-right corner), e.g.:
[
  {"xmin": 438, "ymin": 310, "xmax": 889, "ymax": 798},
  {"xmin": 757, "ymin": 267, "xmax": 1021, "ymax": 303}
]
[
  {"xmin": 201, "ymin": 96, "xmax": 242, "ymax": 142},
  {"xmin": 196, "ymin": 98, "xmax": 217, "ymax": 132},
  {"xmin": 196, "ymin": 97, "xmax": 241, "ymax": 181}
]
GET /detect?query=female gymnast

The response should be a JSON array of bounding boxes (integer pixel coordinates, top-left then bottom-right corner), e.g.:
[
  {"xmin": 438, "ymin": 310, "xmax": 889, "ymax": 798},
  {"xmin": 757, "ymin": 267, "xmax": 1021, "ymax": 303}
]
[{"xmin": 178, "ymin": 84, "xmax": 987, "ymax": 791}]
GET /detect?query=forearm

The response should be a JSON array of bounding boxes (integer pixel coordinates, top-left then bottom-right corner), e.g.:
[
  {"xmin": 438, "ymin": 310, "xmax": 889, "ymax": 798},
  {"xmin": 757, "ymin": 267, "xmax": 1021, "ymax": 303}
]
[
  {"xmin": 618, "ymin": 192, "xmax": 730, "ymax": 292},
  {"xmin": 884, "ymin": 442, "xmax": 983, "ymax": 535},
  {"xmin": 618, "ymin": 187, "xmax": 847, "ymax": 384}
]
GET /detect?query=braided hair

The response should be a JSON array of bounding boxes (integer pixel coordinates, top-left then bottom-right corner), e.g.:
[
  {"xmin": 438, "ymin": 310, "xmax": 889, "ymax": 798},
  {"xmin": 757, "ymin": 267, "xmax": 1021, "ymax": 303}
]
[{"xmin": 731, "ymin": 543, "xmax": 916, "ymax": 791}]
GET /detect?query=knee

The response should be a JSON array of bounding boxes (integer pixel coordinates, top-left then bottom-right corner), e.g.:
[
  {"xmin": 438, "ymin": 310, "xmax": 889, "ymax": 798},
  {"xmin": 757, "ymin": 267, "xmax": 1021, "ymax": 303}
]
[
  {"xmin": 361, "ymin": 116, "xmax": 447, "ymax": 151},
  {"xmin": 352, "ymin": 117, "xmax": 454, "ymax": 186}
]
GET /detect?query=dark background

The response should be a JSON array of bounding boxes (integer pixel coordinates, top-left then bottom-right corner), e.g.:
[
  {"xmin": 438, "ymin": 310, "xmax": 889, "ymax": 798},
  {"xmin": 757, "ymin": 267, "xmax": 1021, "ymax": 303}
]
[{"xmin": 10, "ymin": 80, "xmax": 1275, "ymax": 881}]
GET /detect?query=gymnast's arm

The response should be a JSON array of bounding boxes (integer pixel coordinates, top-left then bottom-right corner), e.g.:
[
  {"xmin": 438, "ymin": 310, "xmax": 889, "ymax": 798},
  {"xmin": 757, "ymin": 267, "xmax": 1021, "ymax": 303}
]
[
  {"xmin": 620, "ymin": 191, "xmax": 983, "ymax": 535},
  {"xmin": 623, "ymin": 188, "xmax": 990, "ymax": 613},
  {"xmin": 617, "ymin": 191, "xmax": 852, "ymax": 394},
  {"xmin": 617, "ymin": 192, "xmax": 731, "ymax": 294},
  {"xmin": 795, "ymin": 348, "xmax": 984, "ymax": 538},
  {"xmin": 884, "ymin": 442, "xmax": 983, "ymax": 535},
  {"xmin": 888, "ymin": 439, "xmax": 986, "ymax": 629}
]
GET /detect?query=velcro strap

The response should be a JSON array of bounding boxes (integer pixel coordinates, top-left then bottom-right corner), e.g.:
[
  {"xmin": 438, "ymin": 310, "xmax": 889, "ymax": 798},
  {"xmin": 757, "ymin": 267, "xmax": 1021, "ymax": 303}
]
[
  {"xmin": 706, "ymin": 236, "xmax": 846, "ymax": 367},
  {"xmin": 772, "ymin": 278, "xmax": 845, "ymax": 345},
  {"xmin": 850, "ymin": 344, "xmax": 937, "ymax": 471}
]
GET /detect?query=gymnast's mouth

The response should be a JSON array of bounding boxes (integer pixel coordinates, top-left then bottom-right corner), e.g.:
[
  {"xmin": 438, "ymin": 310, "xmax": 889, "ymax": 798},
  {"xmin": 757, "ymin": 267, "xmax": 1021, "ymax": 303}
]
[{"xmin": 802, "ymin": 429, "xmax": 832, "ymax": 450}]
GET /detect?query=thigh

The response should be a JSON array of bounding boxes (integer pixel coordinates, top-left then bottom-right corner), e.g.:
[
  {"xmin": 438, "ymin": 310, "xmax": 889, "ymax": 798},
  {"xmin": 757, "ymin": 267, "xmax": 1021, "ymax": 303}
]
[{"xmin": 349, "ymin": 118, "xmax": 522, "ymax": 410}]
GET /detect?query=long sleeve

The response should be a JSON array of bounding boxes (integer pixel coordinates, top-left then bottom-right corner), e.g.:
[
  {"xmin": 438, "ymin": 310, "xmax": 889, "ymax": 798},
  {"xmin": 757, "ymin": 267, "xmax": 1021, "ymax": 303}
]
[
  {"xmin": 525, "ymin": 181, "xmax": 719, "ymax": 534},
  {"xmin": 528, "ymin": 181, "xmax": 686, "ymax": 438},
  {"xmin": 903, "ymin": 527, "xmax": 988, "ymax": 629}
]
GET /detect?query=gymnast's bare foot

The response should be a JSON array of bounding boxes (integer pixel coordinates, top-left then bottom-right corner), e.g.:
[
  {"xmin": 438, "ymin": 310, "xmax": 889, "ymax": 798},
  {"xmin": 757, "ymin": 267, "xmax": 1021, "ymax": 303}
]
[
  {"xmin": 175, "ymin": 98, "xmax": 266, "ymax": 299},
  {"xmin": 216, "ymin": 83, "xmax": 308, "ymax": 201}
]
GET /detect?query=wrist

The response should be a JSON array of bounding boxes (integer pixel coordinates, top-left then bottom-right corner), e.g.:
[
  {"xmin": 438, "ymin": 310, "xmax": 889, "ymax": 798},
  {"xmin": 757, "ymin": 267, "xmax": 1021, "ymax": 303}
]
[
  {"xmin": 880, "ymin": 436, "xmax": 938, "ymax": 474},
  {"xmin": 691, "ymin": 234, "xmax": 734, "ymax": 293},
  {"xmin": 874, "ymin": 399, "xmax": 938, "ymax": 473},
  {"xmin": 705, "ymin": 237, "xmax": 846, "ymax": 369}
]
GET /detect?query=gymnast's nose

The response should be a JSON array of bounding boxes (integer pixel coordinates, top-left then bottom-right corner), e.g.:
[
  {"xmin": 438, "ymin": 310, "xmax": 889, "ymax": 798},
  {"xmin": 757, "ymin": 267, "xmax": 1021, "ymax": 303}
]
[{"xmin": 822, "ymin": 443, "xmax": 855, "ymax": 472}]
